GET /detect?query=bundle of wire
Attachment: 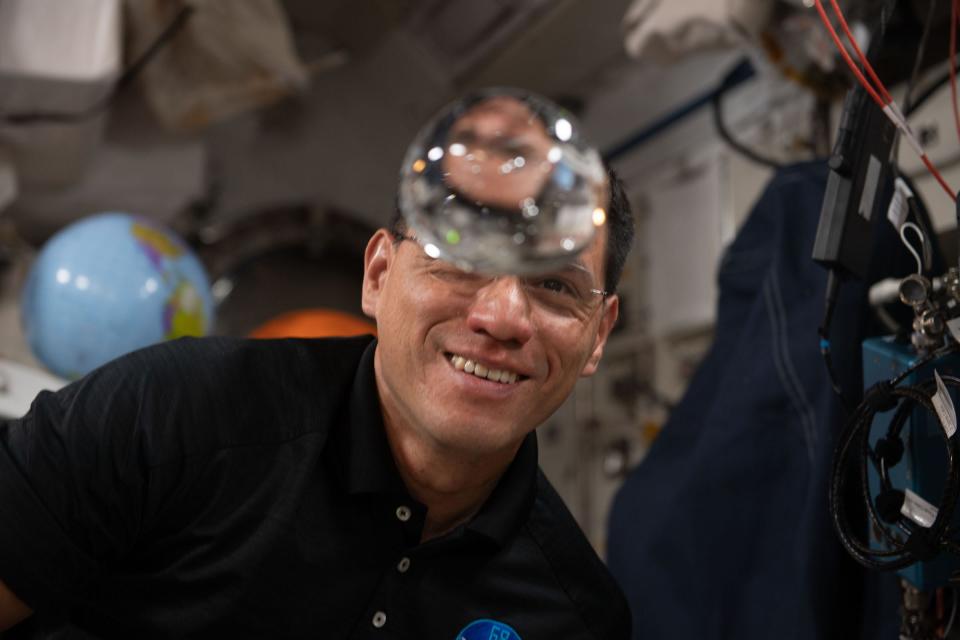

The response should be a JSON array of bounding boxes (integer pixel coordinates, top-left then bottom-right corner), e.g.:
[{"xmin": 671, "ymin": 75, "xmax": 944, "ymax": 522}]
[
  {"xmin": 821, "ymin": 0, "xmax": 960, "ymax": 573},
  {"xmin": 812, "ymin": 0, "xmax": 958, "ymax": 201},
  {"xmin": 830, "ymin": 342, "xmax": 960, "ymax": 571}
]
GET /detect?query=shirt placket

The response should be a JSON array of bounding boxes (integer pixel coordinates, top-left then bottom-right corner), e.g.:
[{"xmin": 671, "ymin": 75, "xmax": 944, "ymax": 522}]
[{"xmin": 351, "ymin": 498, "xmax": 426, "ymax": 639}]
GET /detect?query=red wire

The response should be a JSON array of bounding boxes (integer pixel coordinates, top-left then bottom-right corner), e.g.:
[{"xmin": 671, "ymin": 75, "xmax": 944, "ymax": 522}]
[
  {"xmin": 814, "ymin": 0, "xmax": 957, "ymax": 201},
  {"xmin": 828, "ymin": 0, "xmax": 894, "ymax": 104},
  {"xmin": 922, "ymin": 151, "xmax": 956, "ymax": 199},
  {"xmin": 812, "ymin": 0, "xmax": 885, "ymax": 108}
]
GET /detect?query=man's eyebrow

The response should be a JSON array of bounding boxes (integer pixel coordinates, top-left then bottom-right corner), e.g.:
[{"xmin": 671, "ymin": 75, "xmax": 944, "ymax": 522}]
[{"xmin": 558, "ymin": 261, "xmax": 593, "ymax": 277}]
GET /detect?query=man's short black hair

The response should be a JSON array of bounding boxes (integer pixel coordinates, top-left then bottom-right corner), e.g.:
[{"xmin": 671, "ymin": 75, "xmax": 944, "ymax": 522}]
[
  {"xmin": 389, "ymin": 167, "xmax": 634, "ymax": 294},
  {"xmin": 601, "ymin": 168, "xmax": 634, "ymax": 294}
]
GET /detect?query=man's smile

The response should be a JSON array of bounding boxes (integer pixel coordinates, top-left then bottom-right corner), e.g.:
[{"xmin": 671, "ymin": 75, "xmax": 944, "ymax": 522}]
[{"xmin": 445, "ymin": 352, "xmax": 527, "ymax": 385}]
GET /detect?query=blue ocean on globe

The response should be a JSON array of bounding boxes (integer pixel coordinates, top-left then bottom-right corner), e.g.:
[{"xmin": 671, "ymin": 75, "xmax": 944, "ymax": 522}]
[{"xmin": 21, "ymin": 212, "xmax": 215, "ymax": 380}]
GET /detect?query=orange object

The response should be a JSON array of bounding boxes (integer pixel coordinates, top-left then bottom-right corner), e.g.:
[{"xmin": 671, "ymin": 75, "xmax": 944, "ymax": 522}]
[{"xmin": 249, "ymin": 309, "xmax": 376, "ymax": 339}]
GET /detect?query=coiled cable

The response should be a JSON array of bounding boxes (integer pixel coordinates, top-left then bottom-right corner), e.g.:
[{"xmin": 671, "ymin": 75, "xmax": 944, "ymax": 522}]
[{"xmin": 830, "ymin": 342, "xmax": 960, "ymax": 571}]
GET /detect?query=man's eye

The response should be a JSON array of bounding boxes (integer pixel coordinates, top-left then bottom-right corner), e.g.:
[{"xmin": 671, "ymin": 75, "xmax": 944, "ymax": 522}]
[
  {"xmin": 497, "ymin": 139, "xmax": 534, "ymax": 158},
  {"xmin": 427, "ymin": 261, "xmax": 478, "ymax": 282},
  {"xmin": 537, "ymin": 278, "xmax": 574, "ymax": 295},
  {"xmin": 426, "ymin": 262, "xmax": 456, "ymax": 277},
  {"xmin": 450, "ymin": 130, "xmax": 477, "ymax": 146}
]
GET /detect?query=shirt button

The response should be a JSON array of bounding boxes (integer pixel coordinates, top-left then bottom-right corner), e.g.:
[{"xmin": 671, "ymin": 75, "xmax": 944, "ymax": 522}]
[
  {"xmin": 397, "ymin": 556, "xmax": 411, "ymax": 573},
  {"xmin": 396, "ymin": 505, "xmax": 412, "ymax": 522},
  {"xmin": 372, "ymin": 611, "xmax": 387, "ymax": 628}
]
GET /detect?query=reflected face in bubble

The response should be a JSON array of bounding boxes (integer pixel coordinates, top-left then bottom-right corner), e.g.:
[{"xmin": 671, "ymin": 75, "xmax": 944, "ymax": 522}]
[
  {"xmin": 399, "ymin": 88, "xmax": 608, "ymax": 275},
  {"xmin": 442, "ymin": 96, "xmax": 555, "ymax": 212}
]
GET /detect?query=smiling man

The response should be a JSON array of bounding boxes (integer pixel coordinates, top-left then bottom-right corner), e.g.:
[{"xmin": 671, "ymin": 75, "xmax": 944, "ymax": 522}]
[
  {"xmin": 368, "ymin": 221, "xmax": 620, "ymax": 542},
  {"xmin": 0, "ymin": 170, "xmax": 634, "ymax": 639}
]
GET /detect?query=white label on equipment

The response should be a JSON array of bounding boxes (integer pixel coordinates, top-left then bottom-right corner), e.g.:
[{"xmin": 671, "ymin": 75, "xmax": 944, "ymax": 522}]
[
  {"xmin": 886, "ymin": 191, "xmax": 907, "ymax": 230},
  {"xmin": 933, "ymin": 370, "xmax": 957, "ymax": 438},
  {"xmin": 886, "ymin": 177, "xmax": 915, "ymax": 230},
  {"xmin": 901, "ymin": 488, "xmax": 938, "ymax": 528}
]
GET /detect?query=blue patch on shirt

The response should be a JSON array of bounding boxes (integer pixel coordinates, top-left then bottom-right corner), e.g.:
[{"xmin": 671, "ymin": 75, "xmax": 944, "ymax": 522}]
[{"xmin": 456, "ymin": 618, "xmax": 522, "ymax": 640}]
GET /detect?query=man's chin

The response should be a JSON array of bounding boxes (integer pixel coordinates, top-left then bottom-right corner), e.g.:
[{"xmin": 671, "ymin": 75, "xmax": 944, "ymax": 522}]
[{"xmin": 426, "ymin": 415, "xmax": 529, "ymax": 457}]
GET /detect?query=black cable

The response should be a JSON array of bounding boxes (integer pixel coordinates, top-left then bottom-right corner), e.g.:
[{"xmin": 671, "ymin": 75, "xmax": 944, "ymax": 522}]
[
  {"xmin": 891, "ymin": 0, "xmax": 939, "ymax": 166},
  {"xmin": 834, "ymin": 390, "xmax": 926, "ymax": 569},
  {"xmin": 944, "ymin": 588, "xmax": 958, "ymax": 638},
  {"xmin": 905, "ymin": 59, "xmax": 960, "ymax": 119},
  {"xmin": 710, "ymin": 64, "xmax": 786, "ymax": 170},
  {"xmin": 819, "ymin": 269, "xmax": 854, "ymax": 415},
  {"xmin": 0, "ymin": 6, "xmax": 194, "ymax": 125},
  {"xmin": 903, "ymin": 0, "xmax": 939, "ymax": 117},
  {"xmin": 832, "ymin": 402, "xmax": 915, "ymax": 569},
  {"xmin": 887, "ymin": 0, "xmax": 943, "ymax": 288},
  {"xmin": 830, "ymin": 343, "xmax": 960, "ymax": 571},
  {"xmin": 861, "ymin": 383, "xmax": 957, "ymax": 557}
]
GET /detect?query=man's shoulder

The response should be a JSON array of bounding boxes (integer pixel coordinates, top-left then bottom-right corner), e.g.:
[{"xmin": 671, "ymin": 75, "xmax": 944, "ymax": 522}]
[
  {"xmin": 87, "ymin": 334, "xmax": 375, "ymax": 401},
  {"xmin": 116, "ymin": 334, "xmax": 375, "ymax": 381},
  {"xmin": 524, "ymin": 469, "xmax": 632, "ymax": 638},
  {"xmin": 50, "ymin": 334, "xmax": 377, "ymax": 461}
]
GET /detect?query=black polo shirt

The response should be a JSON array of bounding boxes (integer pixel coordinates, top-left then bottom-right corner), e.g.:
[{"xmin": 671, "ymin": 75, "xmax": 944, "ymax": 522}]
[{"xmin": 0, "ymin": 336, "xmax": 630, "ymax": 639}]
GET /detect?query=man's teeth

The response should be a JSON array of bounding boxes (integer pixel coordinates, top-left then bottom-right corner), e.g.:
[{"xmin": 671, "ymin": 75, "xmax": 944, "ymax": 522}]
[{"xmin": 450, "ymin": 355, "xmax": 519, "ymax": 384}]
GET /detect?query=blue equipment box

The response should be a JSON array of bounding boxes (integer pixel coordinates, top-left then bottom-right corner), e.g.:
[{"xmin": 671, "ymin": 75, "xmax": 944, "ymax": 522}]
[{"xmin": 863, "ymin": 336, "xmax": 960, "ymax": 589}]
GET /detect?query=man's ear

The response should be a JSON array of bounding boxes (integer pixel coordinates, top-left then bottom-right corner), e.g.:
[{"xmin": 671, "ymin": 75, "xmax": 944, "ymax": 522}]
[
  {"xmin": 581, "ymin": 295, "xmax": 619, "ymax": 377},
  {"xmin": 361, "ymin": 229, "xmax": 396, "ymax": 320}
]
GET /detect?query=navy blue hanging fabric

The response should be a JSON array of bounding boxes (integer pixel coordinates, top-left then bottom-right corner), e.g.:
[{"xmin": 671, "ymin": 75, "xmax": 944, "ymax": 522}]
[{"xmin": 606, "ymin": 161, "xmax": 931, "ymax": 639}]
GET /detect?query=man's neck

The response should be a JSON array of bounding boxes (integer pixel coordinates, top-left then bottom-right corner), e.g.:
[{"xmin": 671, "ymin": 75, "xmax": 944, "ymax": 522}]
[{"xmin": 381, "ymin": 417, "xmax": 519, "ymax": 543}]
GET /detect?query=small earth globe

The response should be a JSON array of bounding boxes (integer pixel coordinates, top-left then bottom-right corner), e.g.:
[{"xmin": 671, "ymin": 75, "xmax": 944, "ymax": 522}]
[{"xmin": 21, "ymin": 212, "xmax": 215, "ymax": 380}]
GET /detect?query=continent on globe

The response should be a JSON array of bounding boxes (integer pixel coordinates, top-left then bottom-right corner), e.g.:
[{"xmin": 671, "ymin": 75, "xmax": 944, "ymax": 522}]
[
  {"xmin": 131, "ymin": 221, "xmax": 184, "ymax": 272},
  {"xmin": 164, "ymin": 280, "xmax": 207, "ymax": 339}
]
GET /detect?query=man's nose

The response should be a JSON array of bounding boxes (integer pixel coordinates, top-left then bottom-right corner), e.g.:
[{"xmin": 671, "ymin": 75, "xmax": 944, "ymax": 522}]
[{"xmin": 465, "ymin": 276, "xmax": 535, "ymax": 345}]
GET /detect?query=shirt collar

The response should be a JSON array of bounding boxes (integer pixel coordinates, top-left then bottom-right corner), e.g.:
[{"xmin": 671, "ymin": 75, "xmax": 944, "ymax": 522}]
[
  {"xmin": 464, "ymin": 431, "xmax": 538, "ymax": 546},
  {"xmin": 332, "ymin": 337, "xmax": 408, "ymax": 496},
  {"xmin": 333, "ymin": 337, "xmax": 540, "ymax": 546}
]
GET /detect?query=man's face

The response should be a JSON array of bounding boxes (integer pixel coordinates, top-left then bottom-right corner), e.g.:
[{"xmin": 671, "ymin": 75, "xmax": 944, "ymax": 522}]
[
  {"xmin": 442, "ymin": 96, "xmax": 554, "ymax": 211},
  {"xmin": 361, "ymin": 228, "xmax": 618, "ymax": 459}
]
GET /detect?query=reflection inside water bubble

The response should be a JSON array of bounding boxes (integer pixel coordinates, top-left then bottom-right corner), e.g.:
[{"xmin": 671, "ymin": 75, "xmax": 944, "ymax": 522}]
[{"xmin": 398, "ymin": 88, "xmax": 608, "ymax": 275}]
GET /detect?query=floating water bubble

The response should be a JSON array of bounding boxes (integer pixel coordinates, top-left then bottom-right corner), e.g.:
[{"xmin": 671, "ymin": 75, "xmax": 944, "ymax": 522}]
[{"xmin": 398, "ymin": 88, "xmax": 608, "ymax": 274}]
